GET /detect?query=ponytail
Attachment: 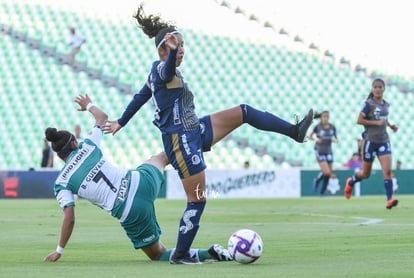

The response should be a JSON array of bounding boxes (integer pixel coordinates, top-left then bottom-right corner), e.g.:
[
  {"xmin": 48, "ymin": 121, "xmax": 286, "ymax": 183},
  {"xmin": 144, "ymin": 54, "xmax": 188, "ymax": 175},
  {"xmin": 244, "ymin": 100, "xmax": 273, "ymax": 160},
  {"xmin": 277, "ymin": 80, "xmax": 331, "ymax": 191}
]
[
  {"xmin": 45, "ymin": 127, "xmax": 75, "ymax": 160},
  {"xmin": 132, "ymin": 3, "xmax": 178, "ymax": 48}
]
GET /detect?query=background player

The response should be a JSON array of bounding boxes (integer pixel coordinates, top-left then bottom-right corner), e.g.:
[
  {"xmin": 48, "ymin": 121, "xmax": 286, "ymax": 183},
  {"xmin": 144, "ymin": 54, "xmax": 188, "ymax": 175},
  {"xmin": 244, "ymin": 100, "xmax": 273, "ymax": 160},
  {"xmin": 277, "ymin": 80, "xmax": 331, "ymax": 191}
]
[
  {"xmin": 104, "ymin": 4, "xmax": 314, "ymax": 264},
  {"xmin": 309, "ymin": 111, "xmax": 337, "ymax": 196},
  {"xmin": 344, "ymin": 79, "xmax": 399, "ymax": 209},
  {"xmin": 43, "ymin": 94, "xmax": 232, "ymax": 264}
]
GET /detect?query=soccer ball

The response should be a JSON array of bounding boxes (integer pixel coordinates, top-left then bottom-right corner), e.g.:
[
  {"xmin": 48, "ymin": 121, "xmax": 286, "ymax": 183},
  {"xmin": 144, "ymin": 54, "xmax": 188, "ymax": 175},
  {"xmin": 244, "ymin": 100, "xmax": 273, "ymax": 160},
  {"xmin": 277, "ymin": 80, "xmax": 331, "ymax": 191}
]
[{"xmin": 228, "ymin": 229, "xmax": 263, "ymax": 264}]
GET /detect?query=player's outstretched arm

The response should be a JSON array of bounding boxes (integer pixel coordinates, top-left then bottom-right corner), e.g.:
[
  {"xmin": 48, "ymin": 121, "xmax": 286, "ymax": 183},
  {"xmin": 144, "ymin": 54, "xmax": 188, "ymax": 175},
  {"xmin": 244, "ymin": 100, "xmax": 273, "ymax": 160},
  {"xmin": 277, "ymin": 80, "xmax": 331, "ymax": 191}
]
[
  {"xmin": 103, "ymin": 83, "xmax": 152, "ymax": 136},
  {"xmin": 74, "ymin": 94, "xmax": 108, "ymax": 127},
  {"xmin": 44, "ymin": 206, "xmax": 75, "ymax": 262}
]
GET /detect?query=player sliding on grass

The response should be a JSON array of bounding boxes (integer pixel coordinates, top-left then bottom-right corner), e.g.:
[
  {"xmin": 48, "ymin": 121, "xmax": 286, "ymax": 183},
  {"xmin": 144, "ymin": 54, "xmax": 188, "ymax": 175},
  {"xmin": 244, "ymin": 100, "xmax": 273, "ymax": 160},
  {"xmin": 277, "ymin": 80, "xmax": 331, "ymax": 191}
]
[
  {"xmin": 344, "ymin": 78, "xmax": 399, "ymax": 209},
  {"xmin": 104, "ymin": 3, "xmax": 314, "ymax": 264},
  {"xmin": 43, "ymin": 94, "xmax": 232, "ymax": 264}
]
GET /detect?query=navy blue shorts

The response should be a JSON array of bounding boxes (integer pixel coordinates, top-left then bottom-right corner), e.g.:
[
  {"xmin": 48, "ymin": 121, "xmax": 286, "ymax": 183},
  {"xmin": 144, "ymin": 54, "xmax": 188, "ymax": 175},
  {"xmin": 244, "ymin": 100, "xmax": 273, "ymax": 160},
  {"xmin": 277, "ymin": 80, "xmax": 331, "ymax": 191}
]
[
  {"xmin": 361, "ymin": 140, "xmax": 392, "ymax": 162},
  {"xmin": 314, "ymin": 151, "xmax": 333, "ymax": 163},
  {"xmin": 162, "ymin": 116, "xmax": 213, "ymax": 179}
]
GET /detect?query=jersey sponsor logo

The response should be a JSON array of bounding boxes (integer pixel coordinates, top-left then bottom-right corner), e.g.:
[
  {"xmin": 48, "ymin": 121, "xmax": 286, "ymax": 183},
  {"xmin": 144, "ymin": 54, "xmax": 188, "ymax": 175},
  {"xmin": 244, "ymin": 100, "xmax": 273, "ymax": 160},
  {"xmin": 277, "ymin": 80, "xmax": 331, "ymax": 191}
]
[
  {"xmin": 142, "ymin": 234, "xmax": 156, "ymax": 243},
  {"xmin": 61, "ymin": 148, "xmax": 89, "ymax": 179},
  {"xmin": 373, "ymin": 107, "xmax": 387, "ymax": 120},
  {"xmin": 173, "ymin": 99, "xmax": 181, "ymax": 125},
  {"xmin": 116, "ymin": 177, "xmax": 129, "ymax": 202},
  {"xmin": 179, "ymin": 209, "xmax": 198, "ymax": 234}
]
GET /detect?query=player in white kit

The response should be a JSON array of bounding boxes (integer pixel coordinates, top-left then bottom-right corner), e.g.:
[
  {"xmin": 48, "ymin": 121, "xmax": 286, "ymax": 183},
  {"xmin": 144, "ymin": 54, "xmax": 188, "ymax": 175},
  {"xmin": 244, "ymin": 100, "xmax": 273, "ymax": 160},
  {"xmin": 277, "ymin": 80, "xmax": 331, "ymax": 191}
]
[{"xmin": 43, "ymin": 94, "xmax": 231, "ymax": 264}]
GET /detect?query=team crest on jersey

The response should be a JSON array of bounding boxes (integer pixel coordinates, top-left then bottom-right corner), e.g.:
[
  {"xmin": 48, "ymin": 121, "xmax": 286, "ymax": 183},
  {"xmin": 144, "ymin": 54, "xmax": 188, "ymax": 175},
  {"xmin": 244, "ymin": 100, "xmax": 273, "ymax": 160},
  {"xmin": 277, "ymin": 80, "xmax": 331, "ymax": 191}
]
[{"xmin": 373, "ymin": 107, "xmax": 381, "ymax": 119}]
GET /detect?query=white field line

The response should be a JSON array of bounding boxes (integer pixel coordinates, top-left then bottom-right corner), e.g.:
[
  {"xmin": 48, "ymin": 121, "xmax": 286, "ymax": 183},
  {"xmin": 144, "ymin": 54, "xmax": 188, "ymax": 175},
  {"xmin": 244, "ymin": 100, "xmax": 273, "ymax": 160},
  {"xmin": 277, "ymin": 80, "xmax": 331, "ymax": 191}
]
[{"xmin": 273, "ymin": 212, "xmax": 384, "ymax": 226}]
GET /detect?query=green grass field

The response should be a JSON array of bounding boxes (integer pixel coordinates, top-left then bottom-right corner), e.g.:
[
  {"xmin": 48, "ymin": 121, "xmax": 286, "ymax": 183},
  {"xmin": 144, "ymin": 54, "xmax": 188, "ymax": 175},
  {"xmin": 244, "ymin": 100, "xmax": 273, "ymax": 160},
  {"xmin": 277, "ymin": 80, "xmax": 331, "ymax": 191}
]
[{"xmin": 1, "ymin": 196, "xmax": 414, "ymax": 278}]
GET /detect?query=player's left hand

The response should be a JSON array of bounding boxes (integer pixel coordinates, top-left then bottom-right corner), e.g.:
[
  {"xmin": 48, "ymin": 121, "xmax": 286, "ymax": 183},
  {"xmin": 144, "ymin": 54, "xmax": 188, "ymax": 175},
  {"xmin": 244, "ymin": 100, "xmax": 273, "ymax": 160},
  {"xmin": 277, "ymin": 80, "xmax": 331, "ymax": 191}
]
[
  {"xmin": 44, "ymin": 251, "xmax": 61, "ymax": 262},
  {"xmin": 164, "ymin": 33, "xmax": 178, "ymax": 50},
  {"xmin": 75, "ymin": 94, "xmax": 93, "ymax": 111}
]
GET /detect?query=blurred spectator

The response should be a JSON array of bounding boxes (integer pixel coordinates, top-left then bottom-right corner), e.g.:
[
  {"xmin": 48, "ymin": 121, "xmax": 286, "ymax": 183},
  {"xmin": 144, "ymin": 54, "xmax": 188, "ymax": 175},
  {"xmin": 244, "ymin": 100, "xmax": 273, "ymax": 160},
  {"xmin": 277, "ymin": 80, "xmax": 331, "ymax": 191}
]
[
  {"xmin": 396, "ymin": 160, "xmax": 402, "ymax": 170},
  {"xmin": 41, "ymin": 138, "xmax": 54, "ymax": 168},
  {"xmin": 74, "ymin": 124, "xmax": 84, "ymax": 143},
  {"xmin": 243, "ymin": 160, "xmax": 250, "ymax": 169},
  {"xmin": 344, "ymin": 152, "xmax": 362, "ymax": 169},
  {"xmin": 68, "ymin": 27, "xmax": 86, "ymax": 66}
]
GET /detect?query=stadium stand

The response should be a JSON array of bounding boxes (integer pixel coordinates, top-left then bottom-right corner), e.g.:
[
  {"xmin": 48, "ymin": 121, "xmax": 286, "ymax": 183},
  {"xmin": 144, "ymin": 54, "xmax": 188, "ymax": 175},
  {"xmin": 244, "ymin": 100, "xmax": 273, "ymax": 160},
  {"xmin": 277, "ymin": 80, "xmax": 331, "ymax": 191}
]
[{"xmin": 1, "ymin": 0, "xmax": 413, "ymax": 170}]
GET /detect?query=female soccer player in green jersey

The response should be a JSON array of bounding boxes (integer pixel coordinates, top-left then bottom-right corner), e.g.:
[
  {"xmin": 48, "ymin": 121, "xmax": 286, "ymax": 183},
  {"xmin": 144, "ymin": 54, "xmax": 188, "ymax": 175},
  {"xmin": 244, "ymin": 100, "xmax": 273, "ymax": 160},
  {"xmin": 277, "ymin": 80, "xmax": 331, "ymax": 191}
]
[{"xmin": 43, "ymin": 94, "xmax": 231, "ymax": 264}]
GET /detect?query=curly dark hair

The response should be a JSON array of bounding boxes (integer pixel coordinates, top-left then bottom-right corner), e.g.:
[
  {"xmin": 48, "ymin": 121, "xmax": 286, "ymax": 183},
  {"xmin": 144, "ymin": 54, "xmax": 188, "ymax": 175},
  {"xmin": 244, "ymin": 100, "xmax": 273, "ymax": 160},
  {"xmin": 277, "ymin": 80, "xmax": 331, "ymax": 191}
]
[
  {"xmin": 45, "ymin": 127, "xmax": 75, "ymax": 160},
  {"xmin": 133, "ymin": 3, "xmax": 178, "ymax": 48}
]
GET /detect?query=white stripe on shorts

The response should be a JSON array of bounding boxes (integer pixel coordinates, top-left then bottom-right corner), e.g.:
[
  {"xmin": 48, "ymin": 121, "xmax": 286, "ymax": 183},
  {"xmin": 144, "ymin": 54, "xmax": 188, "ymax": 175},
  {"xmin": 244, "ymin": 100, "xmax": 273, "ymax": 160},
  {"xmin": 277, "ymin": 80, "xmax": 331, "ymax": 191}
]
[{"xmin": 119, "ymin": 171, "xmax": 140, "ymax": 223}]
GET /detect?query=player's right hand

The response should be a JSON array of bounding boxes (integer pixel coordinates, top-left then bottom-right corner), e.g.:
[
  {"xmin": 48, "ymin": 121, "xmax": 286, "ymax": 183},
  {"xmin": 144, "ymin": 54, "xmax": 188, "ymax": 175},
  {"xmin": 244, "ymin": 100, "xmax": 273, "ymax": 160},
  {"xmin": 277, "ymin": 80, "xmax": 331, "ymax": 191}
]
[
  {"xmin": 103, "ymin": 120, "xmax": 122, "ymax": 135},
  {"xmin": 44, "ymin": 251, "xmax": 61, "ymax": 262}
]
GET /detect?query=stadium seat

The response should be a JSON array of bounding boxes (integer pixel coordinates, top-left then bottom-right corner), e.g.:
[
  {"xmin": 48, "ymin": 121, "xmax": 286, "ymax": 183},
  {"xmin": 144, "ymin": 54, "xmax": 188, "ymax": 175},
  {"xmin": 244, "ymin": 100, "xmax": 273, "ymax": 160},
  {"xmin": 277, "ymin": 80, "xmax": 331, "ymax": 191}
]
[{"xmin": 0, "ymin": 0, "xmax": 412, "ymax": 170}]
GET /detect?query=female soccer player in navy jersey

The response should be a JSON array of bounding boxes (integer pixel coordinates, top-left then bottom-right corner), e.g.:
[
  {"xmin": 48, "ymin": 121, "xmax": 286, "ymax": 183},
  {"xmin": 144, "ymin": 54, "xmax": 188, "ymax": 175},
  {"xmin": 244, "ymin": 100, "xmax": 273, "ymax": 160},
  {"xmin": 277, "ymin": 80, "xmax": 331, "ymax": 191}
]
[
  {"xmin": 344, "ymin": 79, "xmax": 399, "ymax": 209},
  {"xmin": 309, "ymin": 111, "xmax": 337, "ymax": 196},
  {"xmin": 44, "ymin": 94, "xmax": 232, "ymax": 264},
  {"xmin": 104, "ymin": 4, "xmax": 314, "ymax": 264}
]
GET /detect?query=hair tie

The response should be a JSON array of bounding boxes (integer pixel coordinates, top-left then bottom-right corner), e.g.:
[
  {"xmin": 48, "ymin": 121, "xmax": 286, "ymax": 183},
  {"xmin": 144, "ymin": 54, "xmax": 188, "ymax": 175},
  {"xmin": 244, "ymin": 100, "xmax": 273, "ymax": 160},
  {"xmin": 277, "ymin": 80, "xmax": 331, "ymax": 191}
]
[{"xmin": 156, "ymin": 30, "xmax": 180, "ymax": 49}]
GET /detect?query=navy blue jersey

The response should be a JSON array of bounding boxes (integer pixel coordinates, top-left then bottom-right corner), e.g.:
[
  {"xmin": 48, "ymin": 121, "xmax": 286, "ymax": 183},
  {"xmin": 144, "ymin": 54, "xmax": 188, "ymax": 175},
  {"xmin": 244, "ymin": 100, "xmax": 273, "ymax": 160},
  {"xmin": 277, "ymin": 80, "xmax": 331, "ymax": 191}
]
[
  {"xmin": 361, "ymin": 98, "xmax": 390, "ymax": 143},
  {"xmin": 118, "ymin": 49, "xmax": 199, "ymax": 133}
]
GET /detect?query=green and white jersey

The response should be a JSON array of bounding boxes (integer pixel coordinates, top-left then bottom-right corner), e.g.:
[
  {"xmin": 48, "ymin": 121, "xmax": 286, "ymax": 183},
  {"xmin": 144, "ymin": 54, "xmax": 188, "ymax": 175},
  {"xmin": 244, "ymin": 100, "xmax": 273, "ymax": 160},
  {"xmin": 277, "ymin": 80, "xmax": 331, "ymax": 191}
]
[{"xmin": 54, "ymin": 127, "xmax": 140, "ymax": 219}]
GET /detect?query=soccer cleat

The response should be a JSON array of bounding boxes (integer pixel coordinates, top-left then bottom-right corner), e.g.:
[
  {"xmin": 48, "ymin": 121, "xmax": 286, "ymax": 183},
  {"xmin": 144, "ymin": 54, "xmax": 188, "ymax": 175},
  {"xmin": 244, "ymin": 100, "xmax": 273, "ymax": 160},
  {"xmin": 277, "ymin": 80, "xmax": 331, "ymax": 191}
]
[
  {"xmin": 170, "ymin": 253, "xmax": 202, "ymax": 265},
  {"xmin": 291, "ymin": 108, "xmax": 314, "ymax": 143},
  {"xmin": 386, "ymin": 198, "xmax": 398, "ymax": 209},
  {"xmin": 208, "ymin": 244, "xmax": 233, "ymax": 261},
  {"xmin": 344, "ymin": 177, "xmax": 353, "ymax": 199}
]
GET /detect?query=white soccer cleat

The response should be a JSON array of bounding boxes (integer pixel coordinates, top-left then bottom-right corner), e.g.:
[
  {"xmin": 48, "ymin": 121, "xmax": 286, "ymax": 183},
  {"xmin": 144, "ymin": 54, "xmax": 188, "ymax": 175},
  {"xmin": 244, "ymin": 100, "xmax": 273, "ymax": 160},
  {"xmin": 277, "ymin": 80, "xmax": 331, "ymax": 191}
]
[{"xmin": 208, "ymin": 244, "xmax": 233, "ymax": 261}]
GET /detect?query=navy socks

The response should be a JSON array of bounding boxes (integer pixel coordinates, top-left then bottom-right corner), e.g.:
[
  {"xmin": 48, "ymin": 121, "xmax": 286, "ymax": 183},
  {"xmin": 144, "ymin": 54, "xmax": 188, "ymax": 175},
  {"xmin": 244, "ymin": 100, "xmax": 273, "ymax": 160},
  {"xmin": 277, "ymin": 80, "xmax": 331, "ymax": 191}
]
[
  {"xmin": 349, "ymin": 174, "xmax": 361, "ymax": 186},
  {"xmin": 240, "ymin": 104, "xmax": 292, "ymax": 136},
  {"xmin": 384, "ymin": 179, "xmax": 393, "ymax": 200},
  {"xmin": 320, "ymin": 175, "xmax": 330, "ymax": 194},
  {"xmin": 174, "ymin": 201, "xmax": 206, "ymax": 256}
]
